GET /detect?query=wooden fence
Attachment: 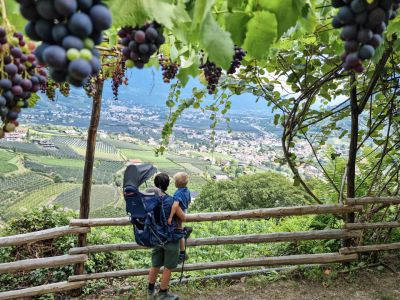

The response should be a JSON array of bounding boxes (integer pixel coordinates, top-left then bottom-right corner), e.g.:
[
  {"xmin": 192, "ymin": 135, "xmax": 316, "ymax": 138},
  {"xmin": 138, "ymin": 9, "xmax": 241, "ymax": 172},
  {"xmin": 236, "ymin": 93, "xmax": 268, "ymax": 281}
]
[{"xmin": 0, "ymin": 198, "xmax": 399, "ymax": 299}]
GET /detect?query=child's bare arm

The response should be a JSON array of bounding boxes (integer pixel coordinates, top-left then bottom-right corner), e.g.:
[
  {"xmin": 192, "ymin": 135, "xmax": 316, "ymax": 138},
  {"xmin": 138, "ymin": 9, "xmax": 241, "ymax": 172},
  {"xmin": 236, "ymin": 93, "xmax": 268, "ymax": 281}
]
[
  {"xmin": 175, "ymin": 206, "xmax": 186, "ymax": 222},
  {"xmin": 168, "ymin": 201, "xmax": 180, "ymax": 225}
]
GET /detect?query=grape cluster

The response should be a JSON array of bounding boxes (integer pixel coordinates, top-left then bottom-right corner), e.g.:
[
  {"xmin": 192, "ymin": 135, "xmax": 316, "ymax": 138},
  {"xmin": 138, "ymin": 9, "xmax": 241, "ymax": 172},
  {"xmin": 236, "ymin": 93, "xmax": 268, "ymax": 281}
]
[
  {"xmin": 332, "ymin": 0, "xmax": 400, "ymax": 72},
  {"xmin": 111, "ymin": 60, "xmax": 127, "ymax": 100},
  {"xmin": 84, "ymin": 77, "xmax": 96, "ymax": 98},
  {"xmin": 59, "ymin": 82, "xmax": 70, "ymax": 97},
  {"xmin": 40, "ymin": 79, "xmax": 70, "ymax": 100},
  {"xmin": 17, "ymin": 0, "xmax": 112, "ymax": 86},
  {"xmin": 40, "ymin": 79, "xmax": 56, "ymax": 100},
  {"xmin": 158, "ymin": 55, "xmax": 179, "ymax": 83},
  {"xmin": 227, "ymin": 46, "xmax": 246, "ymax": 74},
  {"xmin": 118, "ymin": 22, "xmax": 165, "ymax": 69},
  {"xmin": 200, "ymin": 53, "xmax": 222, "ymax": 94},
  {"xmin": 0, "ymin": 26, "xmax": 46, "ymax": 135}
]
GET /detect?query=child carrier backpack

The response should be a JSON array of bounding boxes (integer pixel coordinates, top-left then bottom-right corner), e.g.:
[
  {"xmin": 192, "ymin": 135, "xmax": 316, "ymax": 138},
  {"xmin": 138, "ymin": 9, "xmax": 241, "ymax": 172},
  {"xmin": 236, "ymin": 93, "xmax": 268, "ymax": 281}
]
[{"xmin": 123, "ymin": 164, "xmax": 186, "ymax": 248}]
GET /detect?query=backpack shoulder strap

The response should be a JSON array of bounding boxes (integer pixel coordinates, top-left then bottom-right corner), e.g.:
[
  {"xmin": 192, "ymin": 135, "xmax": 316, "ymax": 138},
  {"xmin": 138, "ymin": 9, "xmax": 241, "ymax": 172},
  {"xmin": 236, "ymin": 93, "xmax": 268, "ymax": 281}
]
[{"xmin": 158, "ymin": 195, "xmax": 168, "ymax": 226}]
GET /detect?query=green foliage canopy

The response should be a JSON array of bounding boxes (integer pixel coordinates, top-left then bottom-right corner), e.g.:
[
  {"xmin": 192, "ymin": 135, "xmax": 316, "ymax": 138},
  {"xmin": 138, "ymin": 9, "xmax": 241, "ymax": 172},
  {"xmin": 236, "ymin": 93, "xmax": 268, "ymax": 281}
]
[{"xmin": 193, "ymin": 172, "xmax": 312, "ymax": 212}]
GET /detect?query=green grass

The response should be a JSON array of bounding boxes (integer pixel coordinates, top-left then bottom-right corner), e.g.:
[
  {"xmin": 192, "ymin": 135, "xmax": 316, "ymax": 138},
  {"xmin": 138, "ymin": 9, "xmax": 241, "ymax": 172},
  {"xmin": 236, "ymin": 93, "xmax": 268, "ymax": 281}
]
[
  {"xmin": 103, "ymin": 139, "xmax": 153, "ymax": 151},
  {"xmin": 121, "ymin": 149, "xmax": 179, "ymax": 168},
  {"xmin": 0, "ymin": 150, "xmax": 18, "ymax": 174},
  {"xmin": 0, "ymin": 163, "xmax": 18, "ymax": 174},
  {"xmin": 0, "ymin": 150, "xmax": 16, "ymax": 162},
  {"xmin": 27, "ymin": 155, "xmax": 85, "ymax": 168}
]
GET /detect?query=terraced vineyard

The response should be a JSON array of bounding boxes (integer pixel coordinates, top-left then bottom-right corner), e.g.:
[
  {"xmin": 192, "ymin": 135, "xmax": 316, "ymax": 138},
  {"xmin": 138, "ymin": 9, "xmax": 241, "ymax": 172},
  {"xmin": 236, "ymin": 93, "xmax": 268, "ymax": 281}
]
[
  {"xmin": 4, "ymin": 183, "xmax": 78, "ymax": 218},
  {"xmin": 102, "ymin": 138, "xmax": 150, "ymax": 151},
  {"xmin": 0, "ymin": 172, "xmax": 53, "ymax": 194},
  {"xmin": 52, "ymin": 137, "xmax": 118, "ymax": 154},
  {"xmin": 0, "ymin": 141, "xmax": 46, "ymax": 156},
  {"xmin": 50, "ymin": 142, "xmax": 83, "ymax": 159},
  {"xmin": 28, "ymin": 156, "xmax": 85, "ymax": 168},
  {"xmin": 0, "ymin": 134, "xmax": 212, "ymax": 218},
  {"xmin": 0, "ymin": 173, "xmax": 54, "ymax": 210},
  {"xmin": 54, "ymin": 185, "xmax": 120, "ymax": 211},
  {"xmin": 70, "ymin": 145, "xmax": 123, "ymax": 161},
  {"xmin": 25, "ymin": 160, "xmax": 85, "ymax": 183},
  {"xmin": 0, "ymin": 140, "xmax": 82, "ymax": 159},
  {"xmin": 24, "ymin": 159, "xmax": 125, "ymax": 184}
]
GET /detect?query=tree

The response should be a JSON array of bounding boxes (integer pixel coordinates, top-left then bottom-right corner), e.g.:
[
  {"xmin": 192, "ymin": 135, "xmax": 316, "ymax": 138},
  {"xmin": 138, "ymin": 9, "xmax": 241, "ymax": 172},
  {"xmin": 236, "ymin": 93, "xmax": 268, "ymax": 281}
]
[{"xmin": 193, "ymin": 172, "xmax": 311, "ymax": 212}]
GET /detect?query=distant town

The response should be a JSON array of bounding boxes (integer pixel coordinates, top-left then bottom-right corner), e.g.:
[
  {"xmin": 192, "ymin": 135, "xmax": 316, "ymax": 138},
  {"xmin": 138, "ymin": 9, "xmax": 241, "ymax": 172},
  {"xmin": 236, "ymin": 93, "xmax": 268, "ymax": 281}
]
[{"xmin": 9, "ymin": 93, "xmax": 329, "ymax": 179}]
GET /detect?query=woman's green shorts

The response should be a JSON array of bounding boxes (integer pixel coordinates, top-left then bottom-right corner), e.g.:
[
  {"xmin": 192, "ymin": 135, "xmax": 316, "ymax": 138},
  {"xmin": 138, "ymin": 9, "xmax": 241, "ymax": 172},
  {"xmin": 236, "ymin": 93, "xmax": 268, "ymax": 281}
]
[{"xmin": 151, "ymin": 240, "xmax": 180, "ymax": 269}]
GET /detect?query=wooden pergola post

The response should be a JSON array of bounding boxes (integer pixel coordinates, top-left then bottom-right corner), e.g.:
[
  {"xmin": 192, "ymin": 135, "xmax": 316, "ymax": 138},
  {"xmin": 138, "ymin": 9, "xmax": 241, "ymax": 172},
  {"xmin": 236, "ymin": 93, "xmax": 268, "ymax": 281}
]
[{"xmin": 72, "ymin": 76, "xmax": 104, "ymax": 295}]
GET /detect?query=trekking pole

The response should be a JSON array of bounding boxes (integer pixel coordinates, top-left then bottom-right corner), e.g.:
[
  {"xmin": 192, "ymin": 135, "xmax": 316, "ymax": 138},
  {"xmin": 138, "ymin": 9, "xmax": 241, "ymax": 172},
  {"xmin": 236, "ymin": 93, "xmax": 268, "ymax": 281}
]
[{"xmin": 179, "ymin": 237, "xmax": 187, "ymax": 284}]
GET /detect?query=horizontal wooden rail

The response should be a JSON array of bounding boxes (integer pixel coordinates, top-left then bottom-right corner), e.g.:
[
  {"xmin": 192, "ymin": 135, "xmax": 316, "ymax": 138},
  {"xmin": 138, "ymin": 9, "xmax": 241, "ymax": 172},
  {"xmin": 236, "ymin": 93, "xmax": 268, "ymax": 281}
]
[
  {"xmin": 69, "ymin": 229, "xmax": 362, "ymax": 255},
  {"xmin": 0, "ymin": 226, "xmax": 90, "ymax": 248},
  {"xmin": 69, "ymin": 204, "xmax": 362, "ymax": 227},
  {"xmin": 0, "ymin": 254, "xmax": 88, "ymax": 274},
  {"xmin": 68, "ymin": 252, "xmax": 357, "ymax": 282},
  {"xmin": 0, "ymin": 281, "xmax": 86, "ymax": 300},
  {"xmin": 340, "ymin": 242, "xmax": 400, "ymax": 255},
  {"xmin": 346, "ymin": 197, "xmax": 400, "ymax": 205},
  {"xmin": 344, "ymin": 221, "xmax": 400, "ymax": 230}
]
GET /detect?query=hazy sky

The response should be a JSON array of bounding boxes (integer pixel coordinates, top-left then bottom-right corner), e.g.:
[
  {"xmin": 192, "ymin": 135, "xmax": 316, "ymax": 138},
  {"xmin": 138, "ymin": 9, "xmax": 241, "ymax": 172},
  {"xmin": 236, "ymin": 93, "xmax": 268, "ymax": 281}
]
[{"xmin": 103, "ymin": 67, "xmax": 269, "ymax": 111}]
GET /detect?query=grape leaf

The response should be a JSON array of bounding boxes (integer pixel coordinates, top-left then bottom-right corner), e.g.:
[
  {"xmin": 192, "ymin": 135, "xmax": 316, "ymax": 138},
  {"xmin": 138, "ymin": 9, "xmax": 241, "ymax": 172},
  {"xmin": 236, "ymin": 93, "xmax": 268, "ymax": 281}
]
[
  {"xmin": 177, "ymin": 63, "xmax": 199, "ymax": 86},
  {"xmin": 143, "ymin": 0, "xmax": 190, "ymax": 30},
  {"xmin": 258, "ymin": 0, "xmax": 306, "ymax": 39},
  {"xmin": 298, "ymin": 4, "xmax": 317, "ymax": 34},
  {"xmin": 274, "ymin": 114, "xmax": 280, "ymax": 125},
  {"xmin": 5, "ymin": 1, "xmax": 27, "ymax": 32},
  {"xmin": 104, "ymin": 0, "xmax": 148, "ymax": 27},
  {"xmin": 200, "ymin": 13, "xmax": 234, "ymax": 69},
  {"xmin": 386, "ymin": 20, "xmax": 400, "ymax": 41},
  {"xmin": 191, "ymin": 0, "xmax": 216, "ymax": 34},
  {"xmin": 225, "ymin": 12, "xmax": 251, "ymax": 45},
  {"xmin": 228, "ymin": 0, "xmax": 247, "ymax": 11},
  {"xmin": 170, "ymin": 44, "xmax": 179, "ymax": 61},
  {"xmin": 243, "ymin": 11, "xmax": 277, "ymax": 60}
]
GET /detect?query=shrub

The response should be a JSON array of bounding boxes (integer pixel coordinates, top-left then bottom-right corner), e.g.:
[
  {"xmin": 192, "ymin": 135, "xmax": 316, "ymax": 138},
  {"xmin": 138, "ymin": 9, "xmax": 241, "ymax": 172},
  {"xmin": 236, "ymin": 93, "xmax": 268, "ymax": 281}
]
[{"xmin": 0, "ymin": 205, "xmax": 122, "ymax": 292}]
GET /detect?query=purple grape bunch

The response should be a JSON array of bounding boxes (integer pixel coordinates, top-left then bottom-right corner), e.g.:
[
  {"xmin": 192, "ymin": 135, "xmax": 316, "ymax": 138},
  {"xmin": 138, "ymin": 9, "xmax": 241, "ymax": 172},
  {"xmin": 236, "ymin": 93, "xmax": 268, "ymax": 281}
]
[
  {"xmin": 0, "ymin": 27, "xmax": 46, "ymax": 135},
  {"xmin": 158, "ymin": 55, "xmax": 179, "ymax": 83},
  {"xmin": 199, "ymin": 52, "xmax": 222, "ymax": 94},
  {"xmin": 332, "ymin": 0, "xmax": 400, "ymax": 72},
  {"xmin": 118, "ymin": 22, "xmax": 166, "ymax": 69},
  {"xmin": 227, "ymin": 46, "xmax": 246, "ymax": 74},
  {"xmin": 111, "ymin": 59, "xmax": 127, "ymax": 100},
  {"xmin": 17, "ymin": 0, "xmax": 112, "ymax": 87}
]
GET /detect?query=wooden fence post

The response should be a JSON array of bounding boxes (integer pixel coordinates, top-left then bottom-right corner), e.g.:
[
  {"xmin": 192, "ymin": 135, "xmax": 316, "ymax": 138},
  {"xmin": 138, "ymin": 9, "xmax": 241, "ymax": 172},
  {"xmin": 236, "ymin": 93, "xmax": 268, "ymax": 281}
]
[
  {"xmin": 72, "ymin": 76, "xmax": 104, "ymax": 296},
  {"xmin": 344, "ymin": 72, "xmax": 358, "ymax": 248}
]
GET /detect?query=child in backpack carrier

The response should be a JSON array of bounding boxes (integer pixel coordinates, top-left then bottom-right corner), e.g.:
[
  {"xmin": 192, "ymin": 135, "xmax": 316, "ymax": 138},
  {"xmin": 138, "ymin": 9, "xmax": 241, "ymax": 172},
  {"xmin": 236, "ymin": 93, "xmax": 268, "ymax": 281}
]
[{"xmin": 167, "ymin": 172, "xmax": 192, "ymax": 264}]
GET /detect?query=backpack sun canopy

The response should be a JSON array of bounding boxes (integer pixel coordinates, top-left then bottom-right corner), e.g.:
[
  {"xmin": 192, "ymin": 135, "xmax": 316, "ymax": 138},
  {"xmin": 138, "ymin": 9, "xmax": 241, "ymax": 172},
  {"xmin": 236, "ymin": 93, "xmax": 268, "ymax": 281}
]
[{"xmin": 123, "ymin": 164, "xmax": 158, "ymax": 188}]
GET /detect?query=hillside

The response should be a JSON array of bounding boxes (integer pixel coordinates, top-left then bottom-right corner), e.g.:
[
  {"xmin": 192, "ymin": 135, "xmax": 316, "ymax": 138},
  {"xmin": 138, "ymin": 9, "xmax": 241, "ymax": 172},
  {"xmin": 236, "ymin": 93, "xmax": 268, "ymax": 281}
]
[{"xmin": 0, "ymin": 125, "xmax": 245, "ymax": 219}]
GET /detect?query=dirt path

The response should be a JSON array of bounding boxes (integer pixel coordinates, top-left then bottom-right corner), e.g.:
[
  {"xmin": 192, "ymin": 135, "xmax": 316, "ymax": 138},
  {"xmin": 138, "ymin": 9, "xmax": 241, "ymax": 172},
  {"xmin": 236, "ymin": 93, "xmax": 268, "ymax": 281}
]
[
  {"xmin": 178, "ymin": 270, "xmax": 400, "ymax": 300},
  {"xmin": 87, "ymin": 264, "xmax": 400, "ymax": 300}
]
